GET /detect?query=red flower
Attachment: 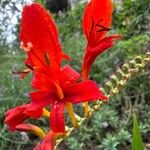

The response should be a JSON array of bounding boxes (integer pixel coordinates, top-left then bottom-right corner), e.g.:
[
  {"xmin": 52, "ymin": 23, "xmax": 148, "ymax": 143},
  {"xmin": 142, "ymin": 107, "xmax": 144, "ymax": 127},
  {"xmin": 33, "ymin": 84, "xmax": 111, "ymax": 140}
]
[
  {"xmin": 20, "ymin": 3, "xmax": 70, "ymax": 78},
  {"xmin": 26, "ymin": 65, "xmax": 107, "ymax": 133},
  {"xmin": 4, "ymin": 0, "xmax": 123, "ymax": 149},
  {"xmin": 18, "ymin": 3, "xmax": 107, "ymax": 134},
  {"xmin": 82, "ymin": 0, "xmax": 122, "ymax": 80},
  {"xmin": 4, "ymin": 104, "xmax": 43, "ymax": 131}
]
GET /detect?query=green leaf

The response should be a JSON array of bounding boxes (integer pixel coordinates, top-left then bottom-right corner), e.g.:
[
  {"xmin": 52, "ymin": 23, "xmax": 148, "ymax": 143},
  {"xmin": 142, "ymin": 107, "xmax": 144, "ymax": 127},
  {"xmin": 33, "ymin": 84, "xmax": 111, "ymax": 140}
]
[
  {"xmin": 35, "ymin": 0, "xmax": 45, "ymax": 6},
  {"xmin": 132, "ymin": 113, "xmax": 144, "ymax": 150}
]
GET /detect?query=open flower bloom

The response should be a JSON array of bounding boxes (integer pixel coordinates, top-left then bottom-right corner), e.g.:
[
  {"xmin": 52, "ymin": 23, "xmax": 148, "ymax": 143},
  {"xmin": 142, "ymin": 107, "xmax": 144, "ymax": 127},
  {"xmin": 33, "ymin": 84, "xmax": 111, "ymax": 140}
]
[
  {"xmin": 82, "ymin": 0, "xmax": 122, "ymax": 80},
  {"xmin": 4, "ymin": 0, "xmax": 122, "ymax": 149},
  {"xmin": 19, "ymin": 3, "xmax": 107, "ymax": 134},
  {"xmin": 26, "ymin": 65, "xmax": 107, "ymax": 133}
]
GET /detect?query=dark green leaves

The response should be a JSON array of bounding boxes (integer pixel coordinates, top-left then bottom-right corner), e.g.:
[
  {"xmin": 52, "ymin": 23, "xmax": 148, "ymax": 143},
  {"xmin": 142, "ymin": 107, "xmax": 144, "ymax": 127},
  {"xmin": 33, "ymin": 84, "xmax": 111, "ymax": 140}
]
[
  {"xmin": 35, "ymin": 0, "xmax": 45, "ymax": 6},
  {"xmin": 132, "ymin": 113, "xmax": 144, "ymax": 150}
]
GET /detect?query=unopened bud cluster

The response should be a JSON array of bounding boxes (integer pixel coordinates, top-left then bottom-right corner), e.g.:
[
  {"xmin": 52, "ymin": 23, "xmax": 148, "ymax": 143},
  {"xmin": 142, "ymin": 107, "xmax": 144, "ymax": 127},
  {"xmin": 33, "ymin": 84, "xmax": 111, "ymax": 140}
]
[{"xmin": 104, "ymin": 52, "xmax": 150, "ymax": 97}]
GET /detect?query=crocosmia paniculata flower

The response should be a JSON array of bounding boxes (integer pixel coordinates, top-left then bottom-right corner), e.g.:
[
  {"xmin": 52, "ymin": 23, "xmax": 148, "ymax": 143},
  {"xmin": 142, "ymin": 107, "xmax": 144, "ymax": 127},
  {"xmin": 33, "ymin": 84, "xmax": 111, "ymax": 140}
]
[{"xmin": 4, "ymin": 0, "xmax": 122, "ymax": 149}]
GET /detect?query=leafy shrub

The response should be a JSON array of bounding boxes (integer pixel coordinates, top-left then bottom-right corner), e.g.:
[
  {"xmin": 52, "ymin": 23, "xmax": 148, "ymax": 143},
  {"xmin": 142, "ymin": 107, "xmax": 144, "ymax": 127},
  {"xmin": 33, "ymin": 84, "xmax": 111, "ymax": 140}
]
[
  {"xmin": 54, "ymin": 3, "xmax": 85, "ymax": 42},
  {"xmin": 113, "ymin": 0, "xmax": 150, "ymax": 38}
]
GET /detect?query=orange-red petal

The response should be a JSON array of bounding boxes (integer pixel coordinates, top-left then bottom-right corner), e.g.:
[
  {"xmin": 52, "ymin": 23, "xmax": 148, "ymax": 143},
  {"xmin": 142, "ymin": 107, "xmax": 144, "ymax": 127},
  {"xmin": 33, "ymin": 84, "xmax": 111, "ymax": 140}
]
[
  {"xmin": 65, "ymin": 80, "xmax": 107, "ymax": 103},
  {"xmin": 33, "ymin": 131, "xmax": 62, "ymax": 150},
  {"xmin": 40, "ymin": 131, "xmax": 56, "ymax": 150},
  {"xmin": 50, "ymin": 102, "xmax": 65, "ymax": 133},
  {"xmin": 60, "ymin": 65, "xmax": 80, "ymax": 87},
  {"xmin": 4, "ymin": 104, "xmax": 30, "ymax": 131},
  {"xmin": 16, "ymin": 124, "xmax": 46, "ymax": 139},
  {"xmin": 82, "ymin": 35, "xmax": 122, "ymax": 79},
  {"xmin": 30, "ymin": 91, "xmax": 55, "ymax": 107},
  {"xmin": 31, "ymin": 71, "xmax": 54, "ymax": 91},
  {"xmin": 20, "ymin": 3, "xmax": 66, "ymax": 75},
  {"xmin": 82, "ymin": 0, "xmax": 113, "ymax": 46},
  {"xmin": 33, "ymin": 142, "xmax": 42, "ymax": 150},
  {"xmin": 24, "ymin": 105, "xmax": 43, "ymax": 119}
]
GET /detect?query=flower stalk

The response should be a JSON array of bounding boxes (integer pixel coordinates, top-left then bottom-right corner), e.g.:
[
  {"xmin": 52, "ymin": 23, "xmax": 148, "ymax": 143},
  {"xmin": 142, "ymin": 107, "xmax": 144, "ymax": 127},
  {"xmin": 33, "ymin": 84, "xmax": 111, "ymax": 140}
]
[{"xmin": 55, "ymin": 52, "xmax": 150, "ymax": 149}]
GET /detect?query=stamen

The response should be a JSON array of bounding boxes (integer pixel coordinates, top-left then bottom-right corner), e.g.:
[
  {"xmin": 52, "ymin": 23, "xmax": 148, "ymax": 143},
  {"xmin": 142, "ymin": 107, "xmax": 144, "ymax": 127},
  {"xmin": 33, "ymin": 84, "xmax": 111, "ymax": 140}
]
[
  {"xmin": 43, "ymin": 108, "xmax": 50, "ymax": 118},
  {"xmin": 54, "ymin": 82, "xmax": 64, "ymax": 100},
  {"xmin": 44, "ymin": 53, "xmax": 50, "ymax": 66},
  {"xmin": 90, "ymin": 17, "xmax": 95, "ymax": 32},
  {"xmin": 83, "ymin": 102, "xmax": 91, "ymax": 117},
  {"xmin": 26, "ymin": 63, "xmax": 34, "ymax": 71},
  {"xmin": 96, "ymin": 24, "xmax": 111, "ymax": 32},
  {"xmin": 90, "ymin": 18, "xmax": 110, "ymax": 34},
  {"xmin": 65, "ymin": 102, "xmax": 78, "ymax": 127},
  {"xmin": 12, "ymin": 68, "xmax": 30, "ymax": 76},
  {"xmin": 31, "ymin": 50, "xmax": 49, "ymax": 69}
]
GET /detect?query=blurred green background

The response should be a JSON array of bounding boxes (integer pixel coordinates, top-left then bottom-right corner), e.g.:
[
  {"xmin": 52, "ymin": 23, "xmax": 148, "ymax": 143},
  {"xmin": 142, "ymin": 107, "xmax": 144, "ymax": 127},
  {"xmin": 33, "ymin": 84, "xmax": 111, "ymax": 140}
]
[{"xmin": 0, "ymin": 0, "xmax": 150, "ymax": 149}]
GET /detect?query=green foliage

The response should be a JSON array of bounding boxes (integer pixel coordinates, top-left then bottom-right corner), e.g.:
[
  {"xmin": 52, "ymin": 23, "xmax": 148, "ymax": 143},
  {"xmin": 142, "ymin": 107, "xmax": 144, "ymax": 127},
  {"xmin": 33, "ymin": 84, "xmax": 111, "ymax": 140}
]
[
  {"xmin": 99, "ymin": 134, "xmax": 120, "ymax": 150},
  {"xmin": 0, "ymin": 51, "xmax": 31, "ymax": 119},
  {"xmin": 54, "ymin": 3, "xmax": 85, "ymax": 42},
  {"xmin": 113, "ymin": 0, "xmax": 150, "ymax": 38},
  {"xmin": 65, "ymin": 104, "xmax": 133, "ymax": 150},
  {"xmin": 66, "ymin": 137, "xmax": 84, "ymax": 150},
  {"xmin": 132, "ymin": 113, "xmax": 144, "ymax": 150},
  {"xmin": 117, "ymin": 129, "xmax": 131, "ymax": 144},
  {"xmin": 35, "ymin": 0, "xmax": 45, "ymax": 5}
]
